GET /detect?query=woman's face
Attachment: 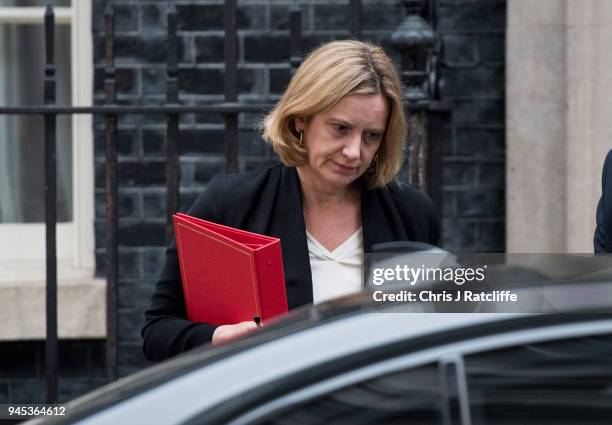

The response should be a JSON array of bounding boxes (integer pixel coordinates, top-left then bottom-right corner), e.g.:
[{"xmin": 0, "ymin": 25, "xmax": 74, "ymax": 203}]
[{"xmin": 295, "ymin": 94, "xmax": 388, "ymax": 192}]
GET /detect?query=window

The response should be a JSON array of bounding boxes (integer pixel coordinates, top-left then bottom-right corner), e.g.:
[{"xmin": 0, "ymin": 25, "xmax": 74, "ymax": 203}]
[
  {"xmin": 250, "ymin": 364, "xmax": 442, "ymax": 425},
  {"xmin": 466, "ymin": 333, "xmax": 612, "ymax": 424},
  {"xmin": 0, "ymin": 0, "xmax": 93, "ymax": 278},
  {"xmin": 0, "ymin": 0, "xmax": 102, "ymax": 340}
]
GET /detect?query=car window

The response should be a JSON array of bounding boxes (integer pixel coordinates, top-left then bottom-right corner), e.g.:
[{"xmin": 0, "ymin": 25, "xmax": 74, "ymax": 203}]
[
  {"xmin": 466, "ymin": 334, "xmax": 612, "ymax": 424},
  {"xmin": 250, "ymin": 363, "xmax": 442, "ymax": 425}
]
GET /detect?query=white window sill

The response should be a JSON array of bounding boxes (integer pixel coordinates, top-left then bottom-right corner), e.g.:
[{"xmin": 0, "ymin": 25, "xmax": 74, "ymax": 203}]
[{"xmin": 0, "ymin": 275, "xmax": 106, "ymax": 341}]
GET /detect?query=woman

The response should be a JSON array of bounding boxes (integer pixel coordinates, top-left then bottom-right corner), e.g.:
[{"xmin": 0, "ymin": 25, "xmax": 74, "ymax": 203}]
[{"xmin": 142, "ymin": 40, "xmax": 440, "ymax": 361}]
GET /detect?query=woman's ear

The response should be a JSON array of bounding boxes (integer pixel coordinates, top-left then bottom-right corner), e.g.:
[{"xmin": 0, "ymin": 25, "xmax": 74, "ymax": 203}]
[{"xmin": 294, "ymin": 117, "xmax": 307, "ymax": 133}]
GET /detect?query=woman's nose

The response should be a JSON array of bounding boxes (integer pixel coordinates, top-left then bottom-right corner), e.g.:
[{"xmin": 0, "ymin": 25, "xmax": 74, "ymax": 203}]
[{"xmin": 342, "ymin": 135, "xmax": 361, "ymax": 161}]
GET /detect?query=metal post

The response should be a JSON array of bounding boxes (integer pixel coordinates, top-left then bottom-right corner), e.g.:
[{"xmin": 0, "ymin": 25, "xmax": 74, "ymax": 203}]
[
  {"xmin": 166, "ymin": 2, "xmax": 180, "ymax": 242},
  {"xmin": 43, "ymin": 3, "xmax": 58, "ymax": 404},
  {"xmin": 104, "ymin": 2, "xmax": 119, "ymax": 383},
  {"xmin": 224, "ymin": 0, "xmax": 238, "ymax": 173}
]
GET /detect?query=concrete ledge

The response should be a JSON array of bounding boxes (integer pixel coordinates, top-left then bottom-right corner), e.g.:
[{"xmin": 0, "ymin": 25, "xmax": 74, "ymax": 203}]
[{"xmin": 0, "ymin": 278, "xmax": 106, "ymax": 340}]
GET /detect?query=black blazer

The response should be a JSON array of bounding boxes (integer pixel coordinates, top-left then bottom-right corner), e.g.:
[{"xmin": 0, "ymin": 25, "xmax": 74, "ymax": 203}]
[
  {"xmin": 595, "ymin": 149, "xmax": 612, "ymax": 253},
  {"xmin": 142, "ymin": 164, "xmax": 440, "ymax": 361}
]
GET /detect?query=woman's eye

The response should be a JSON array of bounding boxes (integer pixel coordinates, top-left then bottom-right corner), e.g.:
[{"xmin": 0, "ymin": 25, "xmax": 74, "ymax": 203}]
[
  {"xmin": 364, "ymin": 132, "xmax": 382, "ymax": 143},
  {"xmin": 333, "ymin": 124, "xmax": 348, "ymax": 134}
]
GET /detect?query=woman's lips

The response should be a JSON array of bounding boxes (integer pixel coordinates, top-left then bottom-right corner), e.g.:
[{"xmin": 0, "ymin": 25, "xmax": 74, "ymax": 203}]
[{"xmin": 332, "ymin": 161, "xmax": 359, "ymax": 174}]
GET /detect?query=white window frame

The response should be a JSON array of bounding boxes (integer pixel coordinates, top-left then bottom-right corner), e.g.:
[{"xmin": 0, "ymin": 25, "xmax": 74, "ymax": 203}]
[
  {"xmin": 0, "ymin": 2, "xmax": 94, "ymax": 280},
  {"xmin": 0, "ymin": 2, "xmax": 104, "ymax": 340}
]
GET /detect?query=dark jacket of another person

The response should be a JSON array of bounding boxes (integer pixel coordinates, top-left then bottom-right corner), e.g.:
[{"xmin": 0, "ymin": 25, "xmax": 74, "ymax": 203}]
[
  {"xmin": 142, "ymin": 164, "xmax": 440, "ymax": 361},
  {"xmin": 595, "ymin": 149, "xmax": 612, "ymax": 253}
]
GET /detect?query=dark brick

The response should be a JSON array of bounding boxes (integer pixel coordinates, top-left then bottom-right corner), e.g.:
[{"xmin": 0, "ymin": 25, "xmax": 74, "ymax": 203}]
[
  {"xmin": 478, "ymin": 33, "xmax": 505, "ymax": 64},
  {"xmin": 59, "ymin": 378, "xmax": 105, "ymax": 403},
  {"xmin": 195, "ymin": 36, "xmax": 225, "ymax": 63},
  {"xmin": 95, "ymin": 35, "xmax": 184, "ymax": 65},
  {"xmin": 439, "ymin": 66, "xmax": 504, "ymax": 98},
  {"xmin": 362, "ymin": 3, "xmax": 404, "ymax": 31},
  {"xmin": 271, "ymin": 4, "xmax": 311, "ymax": 31},
  {"xmin": 119, "ymin": 249, "xmax": 142, "ymax": 279},
  {"xmin": 195, "ymin": 111, "xmax": 226, "ymax": 125},
  {"xmin": 94, "ymin": 67, "xmax": 137, "ymax": 96},
  {"xmin": 142, "ymin": 68, "xmax": 165, "ymax": 96},
  {"xmin": 142, "ymin": 192, "xmax": 166, "ymax": 219},
  {"xmin": 94, "ymin": 128, "xmax": 139, "ymax": 158},
  {"xmin": 244, "ymin": 36, "xmax": 290, "ymax": 63},
  {"xmin": 443, "ymin": 35, "xmax": 478, "ymax": 65},
  {"xmin": 456, "ymin": 189, "xmax": 504, "ymax": 218},
  {"xmin": 478, "ymin": 220, "xmax": 505, "ymax": 250},
  {"xmin": 118, "ymin": 309, "xmax": 145, "ymax": 342},
  {"xmin": 313, "ymin": 4, "xmax": 349, "ymax": 31},
  {"xmin": 119, "ymin": 221, "xmax": 166, "ymax": 247},
  {"xmin": 270, "ymin": 67, "xmax": 292, "ymax": 95},
  {"xmin": 456, "ymin": 128, "xmax": 504, "ymax": 158},
  {"xmin": 193, "ymin": 159, "xmax": 229, "ymax": 185},
  {"xmin": 181, "ymin": 129, "xmax": 225, "ymax": 155},
  {"xmin": 477, "ymin": 162, "xmax": 505, "ymax": 187},
  {"xmin": 443, "ymin": 160, "xmax": 477, "ymax": 186},
  {"xmin": 179, "ymin": 68, "xmax": 223, "ymax": 95},
  {"xmin": 177, "ymin": 4, "xmax": 265, "ymax": 31},
  {"xmin": 143, "ymin": 248, "xmax": 166, "ymax": 280},
  {"xmin": 442, "ymin": 189, "xmax": 457, "ymax": 217},
  {"xmin": 239, "ymin": 130, "xmax": 267, "ymax": 156},
  {"xmin": 438, "ymin": 3, "xmax": 505, "ymax": 31},
  {"xmin": 240, "ymin": 111, "xmax": 265, "ymax": 129},
  {"xmin": 142, "ymin": 129, "xmax": 165, "ymax": 157},
  {"xmin": 94, "ymin": 244, "xmax": 143, "ymax": 278},
  {"xmin": 478, "ymin": 100, "xmax": 504, "ymax": 126},
  {"xmin": 95, "ymin": 160, "xmax": 166, "ymax": 188},
  {"xmin": 119, "ymin": 284, "xmax": 154, "ymax": 309},
  {"xmin": 143, "ymin": 4, "xmax": 164, "ymax": 31},
  {"xmin": 10, "ymin": 379, "xmax": 45, "ymax": 403},
  {"xmin": 441, "ymin": 218, "xmax": 477, "ymax": 248},
  {"xmin": 452, "ymin": 100, "xmax": 479, "ymax": 125},
  {"xmin": 0, "ymin": 343, "xmax": 38, "ymax": 378},
  {"xmin": 95, "ymin": 191, "xmax": 141, "ymax": 219},
  {"xmin": 118, "ymin": 343, "xmax": 149, "ymax": 378}
]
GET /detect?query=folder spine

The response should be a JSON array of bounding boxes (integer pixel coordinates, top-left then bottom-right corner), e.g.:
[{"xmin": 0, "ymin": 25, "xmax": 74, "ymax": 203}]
[{"xmin": 253, "ymin": 244, "xmax": 288, "ymax": 321}]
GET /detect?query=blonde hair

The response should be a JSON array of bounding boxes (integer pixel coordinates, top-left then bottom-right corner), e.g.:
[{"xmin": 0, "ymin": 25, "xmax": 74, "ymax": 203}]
[{"xmin": 262, "ymin": 40, "xmax": 406, "ymax": 189}]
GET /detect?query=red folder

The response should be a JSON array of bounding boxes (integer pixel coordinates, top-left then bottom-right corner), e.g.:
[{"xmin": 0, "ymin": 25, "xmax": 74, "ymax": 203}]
[{"xmin": 173, "ymin": 213, "xmax": 288, "ymax": 325}]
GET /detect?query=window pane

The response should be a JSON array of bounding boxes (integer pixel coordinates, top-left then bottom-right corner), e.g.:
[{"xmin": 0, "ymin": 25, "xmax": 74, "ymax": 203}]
[
  {"xmin": 255, "ymin": 364, "xmax": 442, "ymax": 425},
  {"xmin": 0, "ymin": 22, "xmax": 72, "ymax": 222},
  {"xmin": 466, "ymin": 334, "xmax": 612, "ymax": 424}
]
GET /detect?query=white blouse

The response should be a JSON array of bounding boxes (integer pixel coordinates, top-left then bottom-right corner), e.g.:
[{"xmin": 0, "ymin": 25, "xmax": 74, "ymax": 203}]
[{"xmin": 306, "ymin": 228, "xmax": 364, "ymax": 305}]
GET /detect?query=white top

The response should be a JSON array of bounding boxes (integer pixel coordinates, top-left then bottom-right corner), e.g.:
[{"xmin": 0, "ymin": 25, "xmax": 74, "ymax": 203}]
[{"xmin": 306, "ymin": 228, "xmax": 364, "ymax": 305}]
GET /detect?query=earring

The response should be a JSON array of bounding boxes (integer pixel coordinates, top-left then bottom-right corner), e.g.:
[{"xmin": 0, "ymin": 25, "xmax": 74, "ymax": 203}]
[{"xmin": 298, "ymin": 131, "xmax": 303, "ymax": 146}]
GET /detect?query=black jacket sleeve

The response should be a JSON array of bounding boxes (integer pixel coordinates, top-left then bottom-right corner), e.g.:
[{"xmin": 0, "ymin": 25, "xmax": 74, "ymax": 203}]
[{"xmin": 142, "ymin": 177, "xmax": 225, "ymax": 361}]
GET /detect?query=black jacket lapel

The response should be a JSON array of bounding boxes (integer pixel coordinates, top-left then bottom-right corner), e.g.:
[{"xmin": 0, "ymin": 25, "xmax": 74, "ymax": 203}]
[{"xmin": 267, "ymin": 166, "xmax": 313, "ymax": 308}]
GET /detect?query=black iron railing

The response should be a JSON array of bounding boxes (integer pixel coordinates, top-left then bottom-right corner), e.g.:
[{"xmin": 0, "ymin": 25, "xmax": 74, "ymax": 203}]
[{"xmin": 0, "ymin": 0, "xmax": 445, "ymax": 403}]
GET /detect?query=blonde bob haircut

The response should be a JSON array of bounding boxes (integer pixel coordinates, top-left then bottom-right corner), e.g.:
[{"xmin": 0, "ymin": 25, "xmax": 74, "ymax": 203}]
[{"xmin": 262, "ymin": 40, "xmax": 406, "ymax": 189}]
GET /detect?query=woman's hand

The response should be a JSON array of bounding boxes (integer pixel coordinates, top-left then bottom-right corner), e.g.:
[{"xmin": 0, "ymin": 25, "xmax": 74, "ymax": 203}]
[{"xmin": 211, "ymin": 321, "xmax": 259, "ymax": 345}]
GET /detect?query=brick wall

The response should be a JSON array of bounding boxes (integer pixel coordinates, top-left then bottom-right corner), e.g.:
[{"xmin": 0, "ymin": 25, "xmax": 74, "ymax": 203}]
[
  {"xmin": 0, "ymin": 0, "xmax": 506, "ymax": 404},
  {"xmin": 437, "ymin": 0, "xmax": 506, "ymax": 252}
]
